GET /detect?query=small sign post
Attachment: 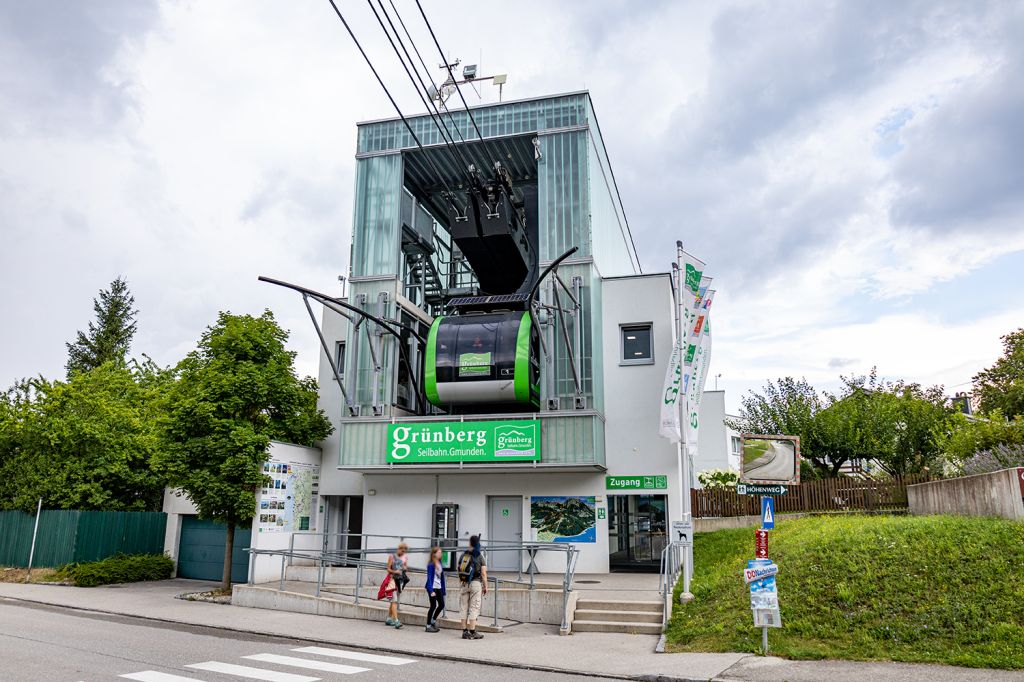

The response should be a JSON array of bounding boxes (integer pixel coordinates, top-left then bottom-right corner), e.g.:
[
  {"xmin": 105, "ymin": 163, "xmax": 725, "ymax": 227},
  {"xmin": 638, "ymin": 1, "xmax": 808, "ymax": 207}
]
[
  {"xmin": 736, "ymin": 483, "xmax": 789, "ymax": 495},
  {"xmin": 761, "ymin": 497, "xmax": 775, "ymax": 530},
  {"xmin": 755, "ymin": 529, "xmax": 768, "ymax": 559}
]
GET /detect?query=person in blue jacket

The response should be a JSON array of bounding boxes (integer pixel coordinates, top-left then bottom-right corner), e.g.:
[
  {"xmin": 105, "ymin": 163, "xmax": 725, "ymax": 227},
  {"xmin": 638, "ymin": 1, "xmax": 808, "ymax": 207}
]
[{"xmin": 424, "ymin": 545, "xmax": 446, "ymax": 632}]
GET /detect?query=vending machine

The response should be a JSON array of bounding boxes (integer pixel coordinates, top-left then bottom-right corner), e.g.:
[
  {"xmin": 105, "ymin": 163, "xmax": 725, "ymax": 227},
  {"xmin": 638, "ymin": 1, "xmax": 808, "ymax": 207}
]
[{"xmin": 431, "ymin": 503, "xmax": 459, "ymax": 571}]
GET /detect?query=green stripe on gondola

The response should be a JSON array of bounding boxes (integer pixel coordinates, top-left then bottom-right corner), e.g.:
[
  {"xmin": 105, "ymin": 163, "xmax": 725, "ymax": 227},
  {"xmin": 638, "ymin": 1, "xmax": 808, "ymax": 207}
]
[
  {"xmin": 514, "ymin": 311, "xmax": 532, "ymax": 402},
  {"xmin": 425, "ymin": 316, "xmax": 442, "ymax": 405}
]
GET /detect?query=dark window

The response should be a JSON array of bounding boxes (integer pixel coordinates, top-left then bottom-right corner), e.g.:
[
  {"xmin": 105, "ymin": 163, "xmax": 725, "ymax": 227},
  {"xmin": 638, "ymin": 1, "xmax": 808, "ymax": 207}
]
[
  {"xmin": 334, "ymin": 341, "xmax": 346, "ymax": 379},
  {"xmin": 621, "ymin": 324, "xmax": 653, "ymax": 365}
]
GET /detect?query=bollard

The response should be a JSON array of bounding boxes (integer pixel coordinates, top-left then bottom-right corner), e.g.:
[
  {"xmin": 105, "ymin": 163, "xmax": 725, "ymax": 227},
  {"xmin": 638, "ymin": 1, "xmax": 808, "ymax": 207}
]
[{"xmin": 493, "ymin": 577, "xmax": 499, "ymax": 627}]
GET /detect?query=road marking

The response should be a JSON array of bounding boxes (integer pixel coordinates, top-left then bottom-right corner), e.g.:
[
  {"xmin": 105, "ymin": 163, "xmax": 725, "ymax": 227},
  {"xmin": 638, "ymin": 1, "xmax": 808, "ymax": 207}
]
[
  {"xmin": 292, "ymin": 646, "xmax": 416, "ymax": 665},
  {"xmin": 243, "ymin": 653, "xmax": 370, "ymax": 675},
  {"xmin": 121, "ymin": 673, "xmax": 204, "ymax": 682},
  {"xmin": 186, "ymin": 661, "xmax": 320, "ymax": 682}
]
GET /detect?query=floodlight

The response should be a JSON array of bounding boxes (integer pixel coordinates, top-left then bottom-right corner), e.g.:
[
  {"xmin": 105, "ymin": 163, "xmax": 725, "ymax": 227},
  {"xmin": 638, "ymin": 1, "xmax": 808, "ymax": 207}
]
[
  {"xmin": 463, "ymin": 64, "xmax": 477, "ymax": 80},
  {"xmin": 492, "ymin": 74, "xmax": 507, "ymax": 85}
]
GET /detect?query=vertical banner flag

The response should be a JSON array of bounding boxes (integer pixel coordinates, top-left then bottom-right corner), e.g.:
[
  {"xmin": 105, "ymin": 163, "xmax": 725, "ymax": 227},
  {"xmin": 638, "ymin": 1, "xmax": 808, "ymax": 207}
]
[
  {"xmin": 684, "ymin": 290, "xmax": 714, "ymax": 454},
  {"xmin": 659, "ymin": 339, "xmax": 683, "ymax": 442}
]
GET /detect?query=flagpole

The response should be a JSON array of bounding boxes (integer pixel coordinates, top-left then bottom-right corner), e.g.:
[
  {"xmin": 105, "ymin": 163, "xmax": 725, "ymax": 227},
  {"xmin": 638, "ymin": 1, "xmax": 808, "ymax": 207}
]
[{"xmin": 676, "ymin": 241, "xmax": 693, "ymax": 600}]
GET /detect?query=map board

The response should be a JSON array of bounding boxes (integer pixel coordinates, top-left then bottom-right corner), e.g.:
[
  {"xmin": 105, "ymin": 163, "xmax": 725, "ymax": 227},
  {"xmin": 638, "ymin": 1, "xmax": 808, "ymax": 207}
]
[{"xmin": 257, "ymin": 457, "xmax": 320, "ymax": 534}]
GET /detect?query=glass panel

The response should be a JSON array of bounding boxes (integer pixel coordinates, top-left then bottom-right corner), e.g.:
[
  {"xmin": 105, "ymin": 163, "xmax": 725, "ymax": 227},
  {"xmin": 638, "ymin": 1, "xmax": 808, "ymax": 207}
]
[
  {"xmin": 608, "ymin": 494, "xmax": 668, "ymax": 567},
  {"xmin": 351, "ymin": 154, "xmax": 402, "ymax": 277},
  {"xmin": 537, "ymin": 130, "xmax": 590, "ymax": 261}
]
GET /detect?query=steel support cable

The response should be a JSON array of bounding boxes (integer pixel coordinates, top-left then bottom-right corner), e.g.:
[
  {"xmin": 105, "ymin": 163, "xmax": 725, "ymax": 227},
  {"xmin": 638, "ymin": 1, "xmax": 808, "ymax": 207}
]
[
  {"xmin": 377, "ymin": 0, "xmax": 474, "ymax": 170},
  {"xmin": 324, "ymin": 0, "xmax": 462, "ymax": 214},
  {"xmin": 413, "ymin": 0, "xmax": 485, "ymax": 142},
  {"xmin": 366, "ymin": 0, "xmax": 474, "ymax": 179},
  {"xmin": 388, "ymin": 0, "xmax": 472, "ymax": 149}
]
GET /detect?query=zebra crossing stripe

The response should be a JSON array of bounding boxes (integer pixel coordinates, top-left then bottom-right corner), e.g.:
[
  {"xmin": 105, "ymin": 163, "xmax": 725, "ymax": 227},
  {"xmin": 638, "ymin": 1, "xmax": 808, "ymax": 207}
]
[
  {"xmin": 186, "ymin": 661, "xmax": 320, "ymax": 682},
  {"xmin": 291, "ymin": 647, "xmax": 416, "ymax": 666},
  {"xmin": 243, "ymin": 653, "xmax": 370, "ymax": 675},
  {"xmin": 120, "ymin": 672, "xmax": 203, "ymax": 682}
]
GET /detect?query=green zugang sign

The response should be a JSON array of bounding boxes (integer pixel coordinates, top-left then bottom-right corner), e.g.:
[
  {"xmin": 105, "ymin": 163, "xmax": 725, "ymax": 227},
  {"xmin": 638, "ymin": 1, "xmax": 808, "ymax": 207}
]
[{"xmin": 386, "ymin": 420, "xmax": 542, "ymax": 463}]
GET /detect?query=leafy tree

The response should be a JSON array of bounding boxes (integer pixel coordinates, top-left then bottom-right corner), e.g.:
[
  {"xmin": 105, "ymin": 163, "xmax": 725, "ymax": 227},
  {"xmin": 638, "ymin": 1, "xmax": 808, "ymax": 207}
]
[
  {"xmin": 0, "ymin": 362, "xmax": 168, "ymax": 512},
  {"xmin": 935, "ymin": 410, "xmax": 1024, "ymax": 474},
  {"xmin": 156, "ymin": 311, "xmax": 332, "ymax": 589},
  {"xmin": 66, "ymin": 277, "xmax": 138, "ymax": 376},
  {"xmin": 973, "ymin": 328, "xmax": 1024, "ymax": 418}
]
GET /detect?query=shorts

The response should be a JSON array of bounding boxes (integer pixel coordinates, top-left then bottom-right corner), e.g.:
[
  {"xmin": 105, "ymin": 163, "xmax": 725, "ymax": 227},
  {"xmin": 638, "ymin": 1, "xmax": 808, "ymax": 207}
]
[{"xmin": 459, "ymin": 581, "xmax": 483, "ymax": 622}]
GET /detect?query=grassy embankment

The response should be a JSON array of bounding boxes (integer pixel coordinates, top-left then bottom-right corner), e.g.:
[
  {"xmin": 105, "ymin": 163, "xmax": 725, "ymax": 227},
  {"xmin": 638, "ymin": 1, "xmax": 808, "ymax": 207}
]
[
  {"xmin": 742, "ymin": 439, "xmax": 770, "ymax": 467},
  {"xmin": 666, "ymin": 514, "xmax": 1024, "ymax": 669}
]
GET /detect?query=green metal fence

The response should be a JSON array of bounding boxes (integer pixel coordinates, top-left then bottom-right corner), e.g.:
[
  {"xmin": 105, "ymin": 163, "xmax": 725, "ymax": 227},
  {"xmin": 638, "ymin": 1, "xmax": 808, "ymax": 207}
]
[{"xmin": 0, "ymin": 510, "xmax": 167, "ymax": 568}]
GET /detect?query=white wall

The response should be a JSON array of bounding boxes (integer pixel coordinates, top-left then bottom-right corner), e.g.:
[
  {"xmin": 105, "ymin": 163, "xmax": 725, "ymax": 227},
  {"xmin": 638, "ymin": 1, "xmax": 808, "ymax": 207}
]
[
  {"xmin": 316, "ymin": 305, "xmax": 365, "ymax": 497},
  {"xmin": 694, "ymin": 390, "xmax": 737, "ymax": 480},
  {"xmin": 360, "ymin": 471, "xmax": 609, "ymax": 574},
  {"xmin": 601, "ymin": 274, "xmax": 685, "ymax": 520},
  {"xmin": 160, "ymin": 441, "xmax": 325, "ymax": 583}
]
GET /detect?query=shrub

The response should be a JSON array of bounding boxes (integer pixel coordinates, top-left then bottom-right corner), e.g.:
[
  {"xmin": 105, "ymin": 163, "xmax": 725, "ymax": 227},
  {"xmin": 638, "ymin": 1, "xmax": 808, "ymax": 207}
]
[
  {"xmin": 56, "ymin": 553, "xmax": 174, "ymax": 587},
  {"xmin": 698, "ymin": 468, "xmax": 739, "ymax": 489}
]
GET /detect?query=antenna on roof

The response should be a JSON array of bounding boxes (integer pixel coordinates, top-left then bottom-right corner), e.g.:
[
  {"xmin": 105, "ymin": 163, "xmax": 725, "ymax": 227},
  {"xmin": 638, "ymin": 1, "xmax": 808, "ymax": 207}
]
[{"xmin": 430, "ymin": 56, "xmax": 508, "ymax": 105}]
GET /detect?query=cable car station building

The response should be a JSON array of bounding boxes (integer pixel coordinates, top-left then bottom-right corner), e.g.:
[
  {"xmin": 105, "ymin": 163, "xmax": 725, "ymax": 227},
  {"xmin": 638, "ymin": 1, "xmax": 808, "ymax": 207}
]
[{"xmin": 314, "ymin": 91, "xmax": 697, "ymax": 574}]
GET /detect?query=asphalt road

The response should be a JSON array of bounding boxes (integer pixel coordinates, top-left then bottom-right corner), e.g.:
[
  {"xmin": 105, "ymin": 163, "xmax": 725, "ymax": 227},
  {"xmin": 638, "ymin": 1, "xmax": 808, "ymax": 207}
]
[
  {"xmin": 0, "ymin": 599, "xmax": 594, "ymax": 682},
  {"xmin": 745, "ymin": 440, "xmax": 795, "ymax": 481}
]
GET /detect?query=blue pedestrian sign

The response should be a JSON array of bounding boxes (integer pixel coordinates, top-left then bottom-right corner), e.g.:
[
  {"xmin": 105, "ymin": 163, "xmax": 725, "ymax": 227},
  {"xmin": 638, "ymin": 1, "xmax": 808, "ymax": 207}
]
[{"xmin": 761, "ymin": 497, "xmax": 775, "ymax": 530}]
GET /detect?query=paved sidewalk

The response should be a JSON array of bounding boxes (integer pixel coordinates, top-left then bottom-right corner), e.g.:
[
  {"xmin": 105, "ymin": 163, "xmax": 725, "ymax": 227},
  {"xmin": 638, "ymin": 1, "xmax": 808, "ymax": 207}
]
[{"xmin": 1, "ymin": 580, "xmax": 1020, "ymax": 682}]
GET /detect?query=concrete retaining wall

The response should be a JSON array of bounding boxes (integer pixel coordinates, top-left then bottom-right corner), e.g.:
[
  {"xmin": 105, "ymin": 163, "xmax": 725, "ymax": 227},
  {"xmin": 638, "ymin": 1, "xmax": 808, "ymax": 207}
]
[
  {"xmin": 695, "ymin": 513, "xmax": 806, "ymax": 533},
  {"xmin": 908, "ymin": 468, "xmax": 1024, "ymax": 520}
]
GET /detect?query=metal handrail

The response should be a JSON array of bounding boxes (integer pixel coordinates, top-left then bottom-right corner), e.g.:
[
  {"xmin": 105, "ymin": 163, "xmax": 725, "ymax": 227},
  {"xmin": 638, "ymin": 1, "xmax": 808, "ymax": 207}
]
[
  {"xmin": 246, "ymin": 538, "xmax": 579, "ymax": 631},
  {"xmin": 658, "ymin": 541, "xmax": 686, "ymax": 628}
]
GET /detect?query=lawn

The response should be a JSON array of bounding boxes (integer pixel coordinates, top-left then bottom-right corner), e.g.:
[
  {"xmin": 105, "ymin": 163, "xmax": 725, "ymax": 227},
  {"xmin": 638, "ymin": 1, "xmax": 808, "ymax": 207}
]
[
  {"xmin": 666, "ymin": 514, "xmax": 1024, "ymax": 669},
  {"xmin": 742, "ymin": 439, "xmax": 770, "ymax": 466}
]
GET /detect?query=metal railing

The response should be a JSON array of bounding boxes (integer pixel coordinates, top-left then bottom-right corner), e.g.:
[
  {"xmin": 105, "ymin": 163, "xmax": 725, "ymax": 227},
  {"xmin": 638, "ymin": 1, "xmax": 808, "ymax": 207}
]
[
  {"xmin": 246, "ymin": 533, "xmax": 580, "ymax": 631},
  {"xmin": 658, "ymin": 541, "xmax": 688, "ymax": 628}
]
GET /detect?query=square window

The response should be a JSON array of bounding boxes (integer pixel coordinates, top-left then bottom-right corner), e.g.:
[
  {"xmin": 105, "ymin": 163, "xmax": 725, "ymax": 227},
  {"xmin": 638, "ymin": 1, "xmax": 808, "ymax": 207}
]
[{"xmin": 620, "ymin": 324, "xmax": 653, "ymax": 365}]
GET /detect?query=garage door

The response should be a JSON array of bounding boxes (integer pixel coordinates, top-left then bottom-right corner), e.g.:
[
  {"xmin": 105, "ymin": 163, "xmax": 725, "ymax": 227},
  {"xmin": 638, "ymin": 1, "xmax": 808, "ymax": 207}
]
[{"xmin": 177, "ymin": 517, "xmax": 251, "ymax": 583}]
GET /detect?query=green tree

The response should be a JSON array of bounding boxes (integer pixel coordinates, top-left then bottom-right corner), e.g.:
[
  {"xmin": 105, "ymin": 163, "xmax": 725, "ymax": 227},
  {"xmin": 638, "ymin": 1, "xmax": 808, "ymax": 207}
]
[
  {"xmin": 156, "ymin": 311, "xmax": 331, "ymax": 590},
  {"xmin": 66, "ymin": 277, "xmax": 138, "ymax": 376},
  {"xmin": 973, "ymin": 328, "xmax": 1024, "ymax": 419},
  {"xmin": 0, "ymin": 362, "xmax": 168, "ymax": 512},
  {"xmin": 935, "ymin": 410, "xmax": 1024, "ymax": 473}
]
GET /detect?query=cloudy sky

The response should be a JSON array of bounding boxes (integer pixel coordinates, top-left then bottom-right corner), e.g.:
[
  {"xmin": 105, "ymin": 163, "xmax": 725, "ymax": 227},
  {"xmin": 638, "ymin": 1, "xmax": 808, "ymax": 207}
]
[{"xmin": 1, "ymin": 0, "xmax": 1022, "ymax": 411}]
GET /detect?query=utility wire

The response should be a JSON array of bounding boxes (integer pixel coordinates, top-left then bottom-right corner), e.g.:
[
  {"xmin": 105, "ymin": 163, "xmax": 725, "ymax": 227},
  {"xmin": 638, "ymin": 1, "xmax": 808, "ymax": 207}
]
[
  {"xmin": 414, "ymin": 0, "xmax": 486, "ymax": 142},
  {"xmin": 367, "ymin": 0, "xmax": 474, "ymax": 179},
  {"xmin": 387, "ymin": 0, "xmax": 472, "ymax": 149},
  {"xmin": 324, "ymin": 0, "xmax": 462, "ymax": 212}
]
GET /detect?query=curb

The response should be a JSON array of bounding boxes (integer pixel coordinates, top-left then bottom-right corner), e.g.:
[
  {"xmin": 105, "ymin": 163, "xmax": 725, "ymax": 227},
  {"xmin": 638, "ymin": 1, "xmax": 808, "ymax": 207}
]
[{"xmin": 1, "ymin": 594, "xmax": 712, "ymax": 681}]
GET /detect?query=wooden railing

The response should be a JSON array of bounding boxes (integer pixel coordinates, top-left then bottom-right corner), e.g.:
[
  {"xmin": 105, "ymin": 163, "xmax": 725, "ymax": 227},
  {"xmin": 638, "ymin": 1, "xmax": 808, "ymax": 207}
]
[{"xmin": 691, "ymin": 474, "xmax": 932, "ymax": 518}]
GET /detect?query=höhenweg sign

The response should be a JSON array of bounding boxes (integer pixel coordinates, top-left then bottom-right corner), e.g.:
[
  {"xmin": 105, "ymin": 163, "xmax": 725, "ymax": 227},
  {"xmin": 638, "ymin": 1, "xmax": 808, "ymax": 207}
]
[{"xmin": 386, "ymin": 419, "xmax": 541, "ymax": 463}]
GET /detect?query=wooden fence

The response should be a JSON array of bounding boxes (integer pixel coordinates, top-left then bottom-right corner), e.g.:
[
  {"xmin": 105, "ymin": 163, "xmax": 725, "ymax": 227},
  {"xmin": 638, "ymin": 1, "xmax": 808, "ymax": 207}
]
[{"xmin": 692, "ymin": 474, "xmax": 932, "ymax": 518}]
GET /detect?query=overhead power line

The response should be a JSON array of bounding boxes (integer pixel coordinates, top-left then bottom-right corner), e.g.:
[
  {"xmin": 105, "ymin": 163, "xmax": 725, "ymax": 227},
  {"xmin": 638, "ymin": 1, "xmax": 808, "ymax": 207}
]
[
  {"xmin": 414, "ymin": 0, "xmax": 485, "ymax": 142},
  {"xmin": 366, "ymin": 0, "xmax": 474, "ymax": 178},
  {"xmin": 324, "ymin": 0, "xmax": 462, "ymax": 212}
]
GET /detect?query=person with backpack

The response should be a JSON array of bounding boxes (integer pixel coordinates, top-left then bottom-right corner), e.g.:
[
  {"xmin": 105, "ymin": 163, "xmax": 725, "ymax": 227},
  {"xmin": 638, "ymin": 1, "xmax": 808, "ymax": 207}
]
[
  {"xmin": 457, "ymin": 535, "xmax": 488, "ymax": 640},
  {"xmin": 424, "ymin": 546, "xmax": 446, "ymax": 633},
  {"xmin": 385, "ymin": 542, "xmax": 409, "ymax": 628}
]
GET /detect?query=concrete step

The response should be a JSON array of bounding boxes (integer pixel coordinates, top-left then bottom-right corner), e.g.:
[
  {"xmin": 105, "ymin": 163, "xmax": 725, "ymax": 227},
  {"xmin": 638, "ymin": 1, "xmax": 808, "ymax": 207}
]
[
  {"xmin": 572, "ymin": 619, "xmax": 662, "ymax": 635},
  {"xmin": 573, "ymin": 609, "xmax": 662, "ymax": 624},
  {"xmin": 575, "ymin": 599, "xmax": 663, "ymax": 612}
]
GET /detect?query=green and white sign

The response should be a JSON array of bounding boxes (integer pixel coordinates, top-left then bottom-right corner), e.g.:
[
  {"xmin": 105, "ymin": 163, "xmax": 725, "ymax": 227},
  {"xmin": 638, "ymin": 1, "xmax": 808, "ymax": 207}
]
[
  {"xmin": 387, "ymin": 419, "xmax": 541, "ymax": 463},
  {"xmin": 606, "ymin": 475, "xmax": 669, "ymax": 490},
  {"xmin": 458, "ymin": 352, "xmax": 492, "ymax": 377}
]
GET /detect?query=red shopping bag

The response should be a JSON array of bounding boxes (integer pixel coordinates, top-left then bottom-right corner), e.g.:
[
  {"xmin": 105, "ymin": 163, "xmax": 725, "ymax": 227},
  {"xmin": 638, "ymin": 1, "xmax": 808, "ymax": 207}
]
[{"xmin": 377, "ymin": 575, "xmax": 396, "ymax": 601}]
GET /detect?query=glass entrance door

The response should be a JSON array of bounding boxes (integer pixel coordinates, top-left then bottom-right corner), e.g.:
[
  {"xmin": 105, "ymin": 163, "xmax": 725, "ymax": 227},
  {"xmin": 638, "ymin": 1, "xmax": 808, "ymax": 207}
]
[{"xmin": 608, "ymin": 494, "xmax": 668, "ymax": 570}]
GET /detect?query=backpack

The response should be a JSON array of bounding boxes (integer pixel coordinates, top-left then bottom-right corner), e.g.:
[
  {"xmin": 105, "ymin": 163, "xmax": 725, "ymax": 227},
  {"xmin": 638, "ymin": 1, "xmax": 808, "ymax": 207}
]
[{"xmin": 457, "ymin": 550, "xmax": 478, "ymax": 584}]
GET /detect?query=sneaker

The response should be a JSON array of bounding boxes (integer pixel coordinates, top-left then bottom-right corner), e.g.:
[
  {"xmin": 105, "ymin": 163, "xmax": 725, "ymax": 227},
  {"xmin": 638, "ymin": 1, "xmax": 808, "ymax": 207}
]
[
  {"xmin": 469, "ymin": 630, "xmax": 484, "ymax": 639},
  {"xmin": 426, "ymin": 624, "xmax": 440, "ymax": 633},
  {"xmin": 385, "ymin": 618, "xmax": 396, "ymax": 626},
  {"xmin": 393, "ymin": 620, "xmax": 403, "ymax": 629},
  {"xmin": 462, "ymin": 630, "xmax": 471, "ymax": 639}
]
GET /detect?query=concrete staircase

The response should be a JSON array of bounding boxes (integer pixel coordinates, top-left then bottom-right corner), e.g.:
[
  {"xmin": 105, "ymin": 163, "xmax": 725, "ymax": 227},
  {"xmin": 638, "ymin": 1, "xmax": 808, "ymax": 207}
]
[{"xmin": 571, "ymin": 598, "xmax": 663, "ymax": 635}]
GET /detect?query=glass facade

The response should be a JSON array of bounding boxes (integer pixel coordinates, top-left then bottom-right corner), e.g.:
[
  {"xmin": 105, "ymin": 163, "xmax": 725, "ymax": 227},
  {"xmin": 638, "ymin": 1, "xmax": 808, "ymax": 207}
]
[{"xmin": 339, "ymin": 92, "xmax": 637, "ymax": 461}]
